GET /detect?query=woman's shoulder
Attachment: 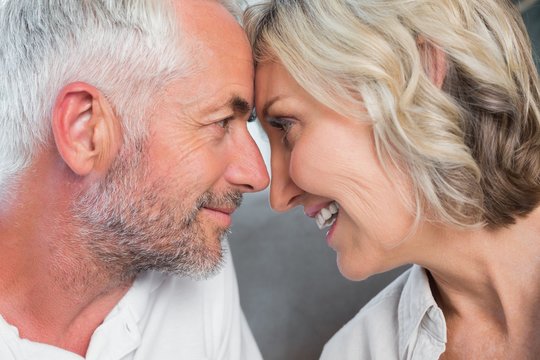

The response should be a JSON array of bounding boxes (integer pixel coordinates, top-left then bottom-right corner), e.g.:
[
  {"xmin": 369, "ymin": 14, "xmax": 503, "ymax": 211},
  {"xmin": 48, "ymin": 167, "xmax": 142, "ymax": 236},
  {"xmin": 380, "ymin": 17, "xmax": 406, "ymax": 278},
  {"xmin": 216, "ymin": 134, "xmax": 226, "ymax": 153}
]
[{"xmin": 320, "ymin": 266, "xmax": 417, "ymax": 359}]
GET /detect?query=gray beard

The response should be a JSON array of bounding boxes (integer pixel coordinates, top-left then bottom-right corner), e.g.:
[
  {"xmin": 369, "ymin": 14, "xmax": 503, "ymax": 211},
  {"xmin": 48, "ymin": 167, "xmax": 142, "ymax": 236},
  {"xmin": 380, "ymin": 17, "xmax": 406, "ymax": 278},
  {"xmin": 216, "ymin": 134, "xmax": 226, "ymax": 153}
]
[{"xmin": 71, "ymin": 143, "xmax": 241, "ymax": 283}]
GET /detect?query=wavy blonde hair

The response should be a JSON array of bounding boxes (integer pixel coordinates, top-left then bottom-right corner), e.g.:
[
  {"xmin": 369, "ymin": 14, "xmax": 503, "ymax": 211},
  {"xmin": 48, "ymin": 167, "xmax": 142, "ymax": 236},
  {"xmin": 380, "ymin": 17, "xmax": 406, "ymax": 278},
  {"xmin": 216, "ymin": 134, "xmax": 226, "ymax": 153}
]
[{"xmin": 244, "ymin": 0, "xmax": 540, "ymax": 228}]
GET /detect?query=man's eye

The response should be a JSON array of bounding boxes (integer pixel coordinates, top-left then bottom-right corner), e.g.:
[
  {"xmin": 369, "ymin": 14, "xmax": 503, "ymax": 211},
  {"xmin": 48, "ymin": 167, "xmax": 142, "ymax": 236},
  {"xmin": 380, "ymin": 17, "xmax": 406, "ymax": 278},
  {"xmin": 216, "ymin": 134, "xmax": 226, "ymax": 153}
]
[{"xmin": 217, "ymin": 116, "xmax": 234, "ymax": 129}]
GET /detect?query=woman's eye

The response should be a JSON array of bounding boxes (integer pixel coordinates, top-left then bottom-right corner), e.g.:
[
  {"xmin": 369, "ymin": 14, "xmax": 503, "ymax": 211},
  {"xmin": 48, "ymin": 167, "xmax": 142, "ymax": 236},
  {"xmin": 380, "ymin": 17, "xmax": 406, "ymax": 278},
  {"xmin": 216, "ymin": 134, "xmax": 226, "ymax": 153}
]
[{"xmin": 267, "ymin": 117, "xmax": 294, "ymax": 147}]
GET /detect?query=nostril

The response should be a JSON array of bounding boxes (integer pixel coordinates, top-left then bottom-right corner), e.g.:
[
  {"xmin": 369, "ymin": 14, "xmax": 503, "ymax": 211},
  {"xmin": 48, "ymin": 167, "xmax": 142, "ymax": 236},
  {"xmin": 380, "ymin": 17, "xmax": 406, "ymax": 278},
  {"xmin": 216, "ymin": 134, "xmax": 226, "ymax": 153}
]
[
  {"xmin": 270, "ymin": 191, "xmax": 303, "ymax": 213},
  {"xmin": 287, "ymin": 194, "xmax": 302, "ymax": 208}
]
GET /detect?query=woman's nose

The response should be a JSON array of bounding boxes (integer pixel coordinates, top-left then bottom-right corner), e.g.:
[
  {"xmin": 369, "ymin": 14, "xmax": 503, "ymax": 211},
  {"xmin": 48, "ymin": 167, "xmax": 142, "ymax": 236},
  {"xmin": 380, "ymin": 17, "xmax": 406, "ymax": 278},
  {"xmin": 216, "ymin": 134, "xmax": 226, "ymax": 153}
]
[{"xmin": 269, "ymin": 150, "xmax": 303, "ymax": 212}]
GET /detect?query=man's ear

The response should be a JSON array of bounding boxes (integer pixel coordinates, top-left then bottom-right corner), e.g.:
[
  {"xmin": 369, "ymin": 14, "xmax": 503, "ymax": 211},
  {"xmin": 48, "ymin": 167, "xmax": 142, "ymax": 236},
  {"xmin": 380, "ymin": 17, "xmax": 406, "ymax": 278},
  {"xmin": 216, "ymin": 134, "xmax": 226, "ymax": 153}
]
[
  {"xmin": 52, "ymin": 82, "xmax": 122, "ymax": 176},
  {"xmin": 417, "ymin": 36, "xmax": 447, "ymax": 89}
]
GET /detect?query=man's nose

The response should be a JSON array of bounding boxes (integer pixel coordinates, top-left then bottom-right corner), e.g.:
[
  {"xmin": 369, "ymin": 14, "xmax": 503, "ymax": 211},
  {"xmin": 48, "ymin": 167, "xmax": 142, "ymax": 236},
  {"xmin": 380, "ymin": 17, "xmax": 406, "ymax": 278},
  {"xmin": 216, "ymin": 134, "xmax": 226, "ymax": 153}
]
[
  {"xmin": 268, "ymin": 148, "xmax": 303, "ymax": 213},
  {"xmin": 225, "ymin": 129, "xmax": 270, "ymax": 193}
]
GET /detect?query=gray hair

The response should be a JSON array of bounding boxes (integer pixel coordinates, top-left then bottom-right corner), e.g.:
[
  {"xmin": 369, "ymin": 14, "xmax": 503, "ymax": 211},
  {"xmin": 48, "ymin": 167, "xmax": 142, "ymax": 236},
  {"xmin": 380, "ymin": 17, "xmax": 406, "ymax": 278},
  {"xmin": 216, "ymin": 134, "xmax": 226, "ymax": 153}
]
[{"xmin": 0, "ymin": 0, "xmax": 242, "ymax": 200}]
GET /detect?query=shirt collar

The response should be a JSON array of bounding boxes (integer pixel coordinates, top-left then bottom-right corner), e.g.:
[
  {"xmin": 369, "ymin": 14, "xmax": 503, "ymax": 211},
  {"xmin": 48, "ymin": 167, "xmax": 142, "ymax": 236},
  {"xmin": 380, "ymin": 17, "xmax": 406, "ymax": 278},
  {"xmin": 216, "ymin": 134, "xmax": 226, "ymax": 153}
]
[
  {"xmin": 110, "ymin": 271, "xmax": 166, "ymax": 324},
  {"xmin": 0, "ymin": 272, "xmax": 166, "ymax": 360},
  {"xmin": 85, "ymin": 271, "xmax": 166, "ymax": 360},
  {"xmin": 397, "ymin": 265, "xmax": 447, "ymax": 359}
]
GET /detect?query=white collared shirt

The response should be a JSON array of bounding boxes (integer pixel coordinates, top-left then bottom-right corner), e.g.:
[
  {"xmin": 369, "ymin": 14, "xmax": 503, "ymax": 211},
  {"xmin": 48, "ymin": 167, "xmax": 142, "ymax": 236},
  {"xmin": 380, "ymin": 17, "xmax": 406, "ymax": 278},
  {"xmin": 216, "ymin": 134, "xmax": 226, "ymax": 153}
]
[
  {"xmin": 320, "ymin": 265, "xmax": 447, "ymax": 360},
  {"xmin": 0, "ymin": 243, "xmax": 262, "ymax": 360}
]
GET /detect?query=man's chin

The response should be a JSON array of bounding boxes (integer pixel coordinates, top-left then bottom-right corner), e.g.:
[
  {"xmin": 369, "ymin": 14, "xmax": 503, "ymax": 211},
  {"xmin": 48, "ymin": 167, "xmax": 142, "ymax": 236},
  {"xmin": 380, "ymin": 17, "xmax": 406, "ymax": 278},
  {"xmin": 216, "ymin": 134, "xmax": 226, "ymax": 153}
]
[
  {"xmin": 185, "ymin": 231, "xmax": 228, "ymax": 280},
  {"xmin": 149, "ymin": 231, "xmax": 228, "ymax": 280},
  {"xmin": 179, "ymin": 247, "xmax": 225, "ymax": 281}
]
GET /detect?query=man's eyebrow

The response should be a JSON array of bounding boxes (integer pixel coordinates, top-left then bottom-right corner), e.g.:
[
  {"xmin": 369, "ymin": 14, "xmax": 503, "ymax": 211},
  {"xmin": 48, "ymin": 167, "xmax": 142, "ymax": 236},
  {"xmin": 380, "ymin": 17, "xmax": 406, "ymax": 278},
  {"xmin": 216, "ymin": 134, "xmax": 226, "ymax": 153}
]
[
  {"xmin": 203, "ymin": 95, "xmax": 252, "ymax": 117},
  {"xmin": 229, "ymin": 96, "xmax": 251, "ymax": 116}
]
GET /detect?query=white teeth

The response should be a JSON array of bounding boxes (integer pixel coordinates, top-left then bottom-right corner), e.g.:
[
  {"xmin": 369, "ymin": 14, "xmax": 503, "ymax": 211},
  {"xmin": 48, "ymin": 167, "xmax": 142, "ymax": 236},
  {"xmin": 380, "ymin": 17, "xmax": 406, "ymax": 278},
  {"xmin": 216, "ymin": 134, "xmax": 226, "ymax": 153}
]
[
  {"xmin": 316, "ymin": 214, "xmax": 325, "ymax": 229},
  {"xmin": 315, "ymin": 201, "xmax": 340, "ymax": 230},
  {"xmin": 321, "ymin": 208, "xmax": 331, "ymax": 221}
]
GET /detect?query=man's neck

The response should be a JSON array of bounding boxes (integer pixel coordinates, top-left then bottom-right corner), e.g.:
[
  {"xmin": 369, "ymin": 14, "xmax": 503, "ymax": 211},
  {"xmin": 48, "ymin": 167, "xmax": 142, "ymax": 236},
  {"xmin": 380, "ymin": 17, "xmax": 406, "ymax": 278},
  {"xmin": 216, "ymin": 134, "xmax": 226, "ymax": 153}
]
[
  {"xmin": 0, "ymin": 161, "xmax": 133, "ymax": 357},
  {"xmin": 0, "ymin": 226, "xmax": 133, "ymax": 356},
  {"xmin": 0, "ymin": 280, "xmax": 132, "ymax": 356}
]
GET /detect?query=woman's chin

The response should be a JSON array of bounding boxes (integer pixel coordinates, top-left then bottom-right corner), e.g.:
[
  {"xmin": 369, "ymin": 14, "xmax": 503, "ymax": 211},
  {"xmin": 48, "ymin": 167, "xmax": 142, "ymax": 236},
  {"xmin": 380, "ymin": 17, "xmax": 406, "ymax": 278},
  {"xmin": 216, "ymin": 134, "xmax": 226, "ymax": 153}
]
[
  {"xmin": 336, "ymin": 252, "xmax": 393, "ymax": 281},
  {"xmin": 336, "ymin": 254, "xmax": 373, "ymax": 281}
]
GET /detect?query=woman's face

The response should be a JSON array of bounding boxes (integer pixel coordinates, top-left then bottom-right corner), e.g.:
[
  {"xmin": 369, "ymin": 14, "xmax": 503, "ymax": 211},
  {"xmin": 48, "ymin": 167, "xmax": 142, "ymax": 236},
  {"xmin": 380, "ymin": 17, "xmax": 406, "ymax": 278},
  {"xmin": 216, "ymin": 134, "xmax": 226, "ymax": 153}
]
[{"xmin": 255, "ymin": 61, "xmax": 417, "ymax": 280}]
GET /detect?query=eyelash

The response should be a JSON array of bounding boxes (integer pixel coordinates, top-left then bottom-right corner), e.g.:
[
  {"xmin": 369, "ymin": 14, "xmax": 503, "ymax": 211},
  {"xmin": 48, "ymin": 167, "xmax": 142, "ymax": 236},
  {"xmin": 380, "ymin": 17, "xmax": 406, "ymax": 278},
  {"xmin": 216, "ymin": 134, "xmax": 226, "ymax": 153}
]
[
  {"xmin": 217, "ymin": 109, "xmax": 257, "ymax": 130},
  {"xmin": 217, "ymin": 116, "xmax": 234, "ymax": 130},
  {"xmin": 248, "ymin": 109, "xmax": 257, "ymax": 123},
  {"xmin": 267, "ymin": 117, "xmax": 294, "ymax": 147}
]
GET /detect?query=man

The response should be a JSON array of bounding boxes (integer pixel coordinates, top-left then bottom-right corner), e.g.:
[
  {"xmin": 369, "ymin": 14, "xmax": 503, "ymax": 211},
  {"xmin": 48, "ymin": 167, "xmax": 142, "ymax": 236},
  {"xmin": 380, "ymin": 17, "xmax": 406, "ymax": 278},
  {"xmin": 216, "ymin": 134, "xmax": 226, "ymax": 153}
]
[{"xmin": 0, "ymin": 0, "xmax": 269, "ymax": 359}]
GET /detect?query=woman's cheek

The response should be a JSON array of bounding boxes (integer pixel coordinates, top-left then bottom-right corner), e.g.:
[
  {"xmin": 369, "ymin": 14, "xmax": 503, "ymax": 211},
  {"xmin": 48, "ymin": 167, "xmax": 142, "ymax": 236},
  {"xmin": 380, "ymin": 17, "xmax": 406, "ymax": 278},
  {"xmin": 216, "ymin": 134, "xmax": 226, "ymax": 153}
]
[{"xmin": 289, "ymin": 141, "xmax": 338, "ymax": 195}]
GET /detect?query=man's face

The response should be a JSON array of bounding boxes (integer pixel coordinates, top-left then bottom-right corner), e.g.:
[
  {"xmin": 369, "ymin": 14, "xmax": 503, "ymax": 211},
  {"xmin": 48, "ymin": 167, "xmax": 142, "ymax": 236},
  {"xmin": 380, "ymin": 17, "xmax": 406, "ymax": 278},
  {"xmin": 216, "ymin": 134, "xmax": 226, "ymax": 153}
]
[{"xmin": 74, "ymin": 0, "xmax": 269, "ymax": 280}]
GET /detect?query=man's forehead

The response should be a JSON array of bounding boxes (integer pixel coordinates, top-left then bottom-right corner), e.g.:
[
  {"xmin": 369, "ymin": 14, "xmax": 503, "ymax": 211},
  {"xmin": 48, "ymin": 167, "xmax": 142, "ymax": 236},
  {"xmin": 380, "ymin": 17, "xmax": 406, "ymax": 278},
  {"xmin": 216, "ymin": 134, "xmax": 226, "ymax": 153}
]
[
  {"xmin": 173, "ymin": 0, "xmax": 241, "ymax": 35},
  {"xmin": 165, "ymin": 0, "xmax": 254, "ymax": 118},
  {"xmin": 171, "ymin": 0, "xmax": 253, "ymax": 76}
]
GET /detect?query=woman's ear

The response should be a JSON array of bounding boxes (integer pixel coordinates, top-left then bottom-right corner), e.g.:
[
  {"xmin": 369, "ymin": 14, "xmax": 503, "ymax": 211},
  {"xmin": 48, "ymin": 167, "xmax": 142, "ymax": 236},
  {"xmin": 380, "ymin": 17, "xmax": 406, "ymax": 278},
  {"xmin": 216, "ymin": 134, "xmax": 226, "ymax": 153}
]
[
  {"xmin": 51, "ymin": 82, "xmax": 122, "ymax": 176},
  {"xmin": 417, "ymin": 36, "xmax": 447, "ymax": 89}
]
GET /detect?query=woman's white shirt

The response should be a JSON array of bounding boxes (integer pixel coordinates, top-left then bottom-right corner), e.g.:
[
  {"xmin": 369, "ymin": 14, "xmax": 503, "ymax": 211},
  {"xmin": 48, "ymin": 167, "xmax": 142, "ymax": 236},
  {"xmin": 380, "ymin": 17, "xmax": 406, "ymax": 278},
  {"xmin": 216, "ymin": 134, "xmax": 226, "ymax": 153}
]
[{"xmin": 320, "ymin": 265, "xmax": 447, "ymax": 360}]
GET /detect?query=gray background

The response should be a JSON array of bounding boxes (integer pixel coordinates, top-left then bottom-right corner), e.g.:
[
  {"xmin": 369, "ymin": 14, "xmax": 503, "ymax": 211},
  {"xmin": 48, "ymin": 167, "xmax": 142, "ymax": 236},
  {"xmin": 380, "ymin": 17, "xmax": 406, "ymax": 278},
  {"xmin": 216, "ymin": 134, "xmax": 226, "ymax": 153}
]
[{"xmin": 229, "ymin": 3, "xmax": 540, "ymax": 359}]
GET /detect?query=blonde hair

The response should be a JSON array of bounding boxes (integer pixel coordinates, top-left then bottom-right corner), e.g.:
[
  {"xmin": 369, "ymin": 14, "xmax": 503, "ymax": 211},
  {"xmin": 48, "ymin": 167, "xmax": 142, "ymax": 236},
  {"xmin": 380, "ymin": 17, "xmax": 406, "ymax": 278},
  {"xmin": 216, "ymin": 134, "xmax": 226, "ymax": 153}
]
[{"xmin": 244, "ymin": 0, "xmax": 540, "ymax": 228}]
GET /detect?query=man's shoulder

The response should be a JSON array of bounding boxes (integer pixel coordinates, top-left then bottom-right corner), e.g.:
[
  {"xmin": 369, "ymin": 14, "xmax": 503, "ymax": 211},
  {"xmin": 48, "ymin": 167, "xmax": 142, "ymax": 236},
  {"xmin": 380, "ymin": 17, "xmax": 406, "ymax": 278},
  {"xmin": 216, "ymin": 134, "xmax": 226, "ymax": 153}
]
[{"xmin": 320, "ymin": 267, "xmax": 414, "ymax": 359}]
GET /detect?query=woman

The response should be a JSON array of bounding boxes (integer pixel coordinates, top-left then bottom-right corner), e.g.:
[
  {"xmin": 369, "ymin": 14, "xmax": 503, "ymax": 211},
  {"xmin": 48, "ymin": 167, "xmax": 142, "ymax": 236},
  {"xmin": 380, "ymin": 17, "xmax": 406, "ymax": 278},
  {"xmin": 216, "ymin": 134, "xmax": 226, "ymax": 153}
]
[{"xmin": 244, "ymin": 0, "xmax": 540, "ymax": 358}]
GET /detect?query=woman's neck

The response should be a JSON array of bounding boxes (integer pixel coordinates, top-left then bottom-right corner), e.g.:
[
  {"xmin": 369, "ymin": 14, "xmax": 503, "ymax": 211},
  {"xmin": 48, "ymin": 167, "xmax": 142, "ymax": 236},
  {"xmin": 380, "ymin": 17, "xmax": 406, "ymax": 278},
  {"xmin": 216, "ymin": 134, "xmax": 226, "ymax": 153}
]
[{"xmin": 415, "ymin": 208, "xmax": 540, "ymax": 357}]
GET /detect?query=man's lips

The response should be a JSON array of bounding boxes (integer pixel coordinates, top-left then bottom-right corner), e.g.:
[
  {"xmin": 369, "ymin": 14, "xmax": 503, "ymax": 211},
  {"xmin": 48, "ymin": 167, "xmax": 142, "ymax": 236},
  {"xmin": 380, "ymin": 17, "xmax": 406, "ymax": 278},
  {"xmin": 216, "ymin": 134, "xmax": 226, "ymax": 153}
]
[
  {"xmin": 201, "ymin": 207, "xmax": 236, "ymax": 227},
  {"xmin": 203, "ymin": 207, "xmax": 236, "ymax": 215}
]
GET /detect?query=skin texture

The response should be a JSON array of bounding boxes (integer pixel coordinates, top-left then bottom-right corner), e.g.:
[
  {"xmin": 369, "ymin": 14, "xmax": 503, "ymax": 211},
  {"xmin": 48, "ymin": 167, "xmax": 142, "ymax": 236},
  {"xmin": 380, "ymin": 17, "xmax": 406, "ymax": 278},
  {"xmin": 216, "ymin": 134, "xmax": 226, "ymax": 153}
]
[
  {"xmin": 255, "ymin": 60, "xmax": 540, "ymax": 359},
  {"xmin": 0, "ymin": 0, "xmax": 268, "ymax": 356},
  {"xmin": 256, "ymin": 61, "xmax": 414, "ymax": 281},
  {"xmin": 72, "ymin": 0, "xmax": 268, "ymax": 281}
]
